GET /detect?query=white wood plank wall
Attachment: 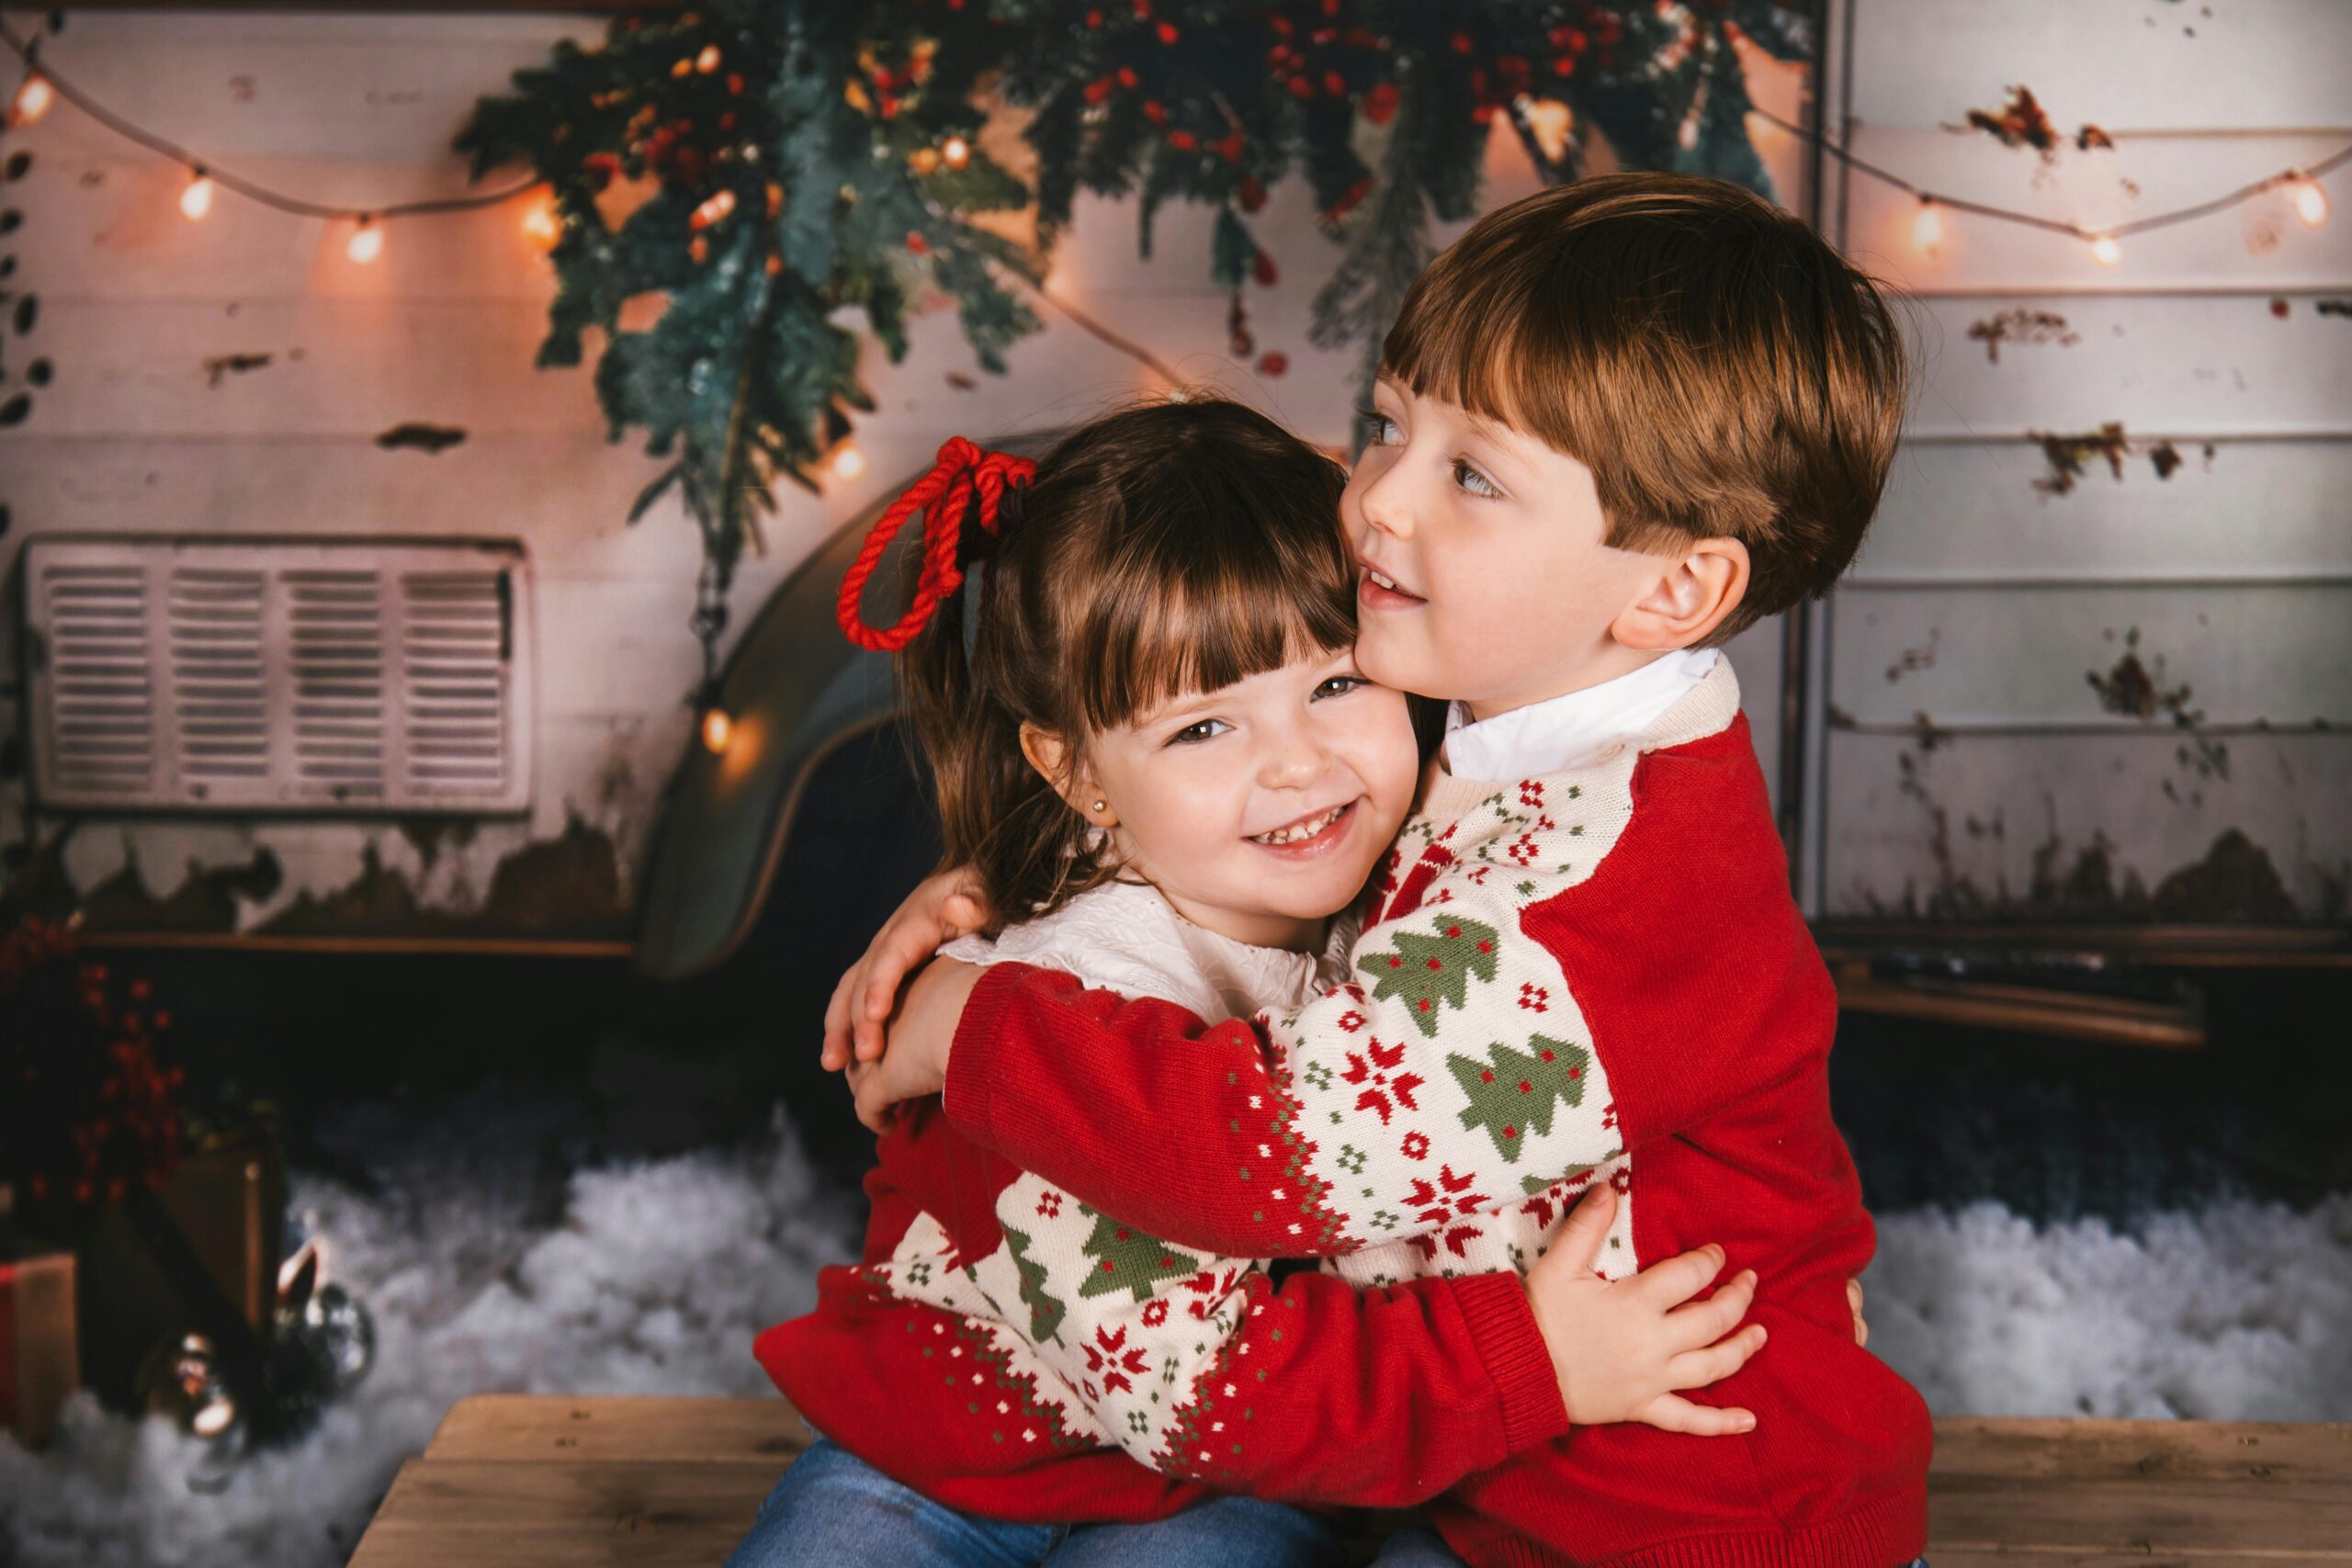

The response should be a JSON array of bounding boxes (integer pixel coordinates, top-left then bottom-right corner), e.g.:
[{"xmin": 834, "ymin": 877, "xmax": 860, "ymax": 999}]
[
  {"xmin": 0, "ymin": 12, "xmax": 1815, "ymax": 935},
  {"xmin": 1808, "ymin": 0, "xmax": 2352, "ymax": 923}
]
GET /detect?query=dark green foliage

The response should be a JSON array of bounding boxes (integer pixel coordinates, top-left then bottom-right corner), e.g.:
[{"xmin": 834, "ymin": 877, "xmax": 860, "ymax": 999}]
[{"xmin": 457, "ymin": 1, "xmax": 1794, "ymax": 614}]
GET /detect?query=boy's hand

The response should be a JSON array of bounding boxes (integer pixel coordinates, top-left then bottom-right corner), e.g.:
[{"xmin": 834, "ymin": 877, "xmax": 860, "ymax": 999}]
[
  {"xmin": 820, "ymin": 869, "xmax": 991, "ymax": 1071},
  {"xmin": 1521, "ymin": 1184, "xmax": 1765, "ymax": 1436},
  {"xmin": 1849, "ymin": 1278, "xmax": 1868, "ymax": 1347},
  {"xmin": 847, "ymin": 959, "xmax": 987, "ymax": 1133}
]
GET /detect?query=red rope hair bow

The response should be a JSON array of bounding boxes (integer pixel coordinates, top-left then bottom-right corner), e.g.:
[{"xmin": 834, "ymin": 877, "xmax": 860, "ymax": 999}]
[{"xmin": 837, "ymin": 436, "xmax": 1037, "ymax": 653}]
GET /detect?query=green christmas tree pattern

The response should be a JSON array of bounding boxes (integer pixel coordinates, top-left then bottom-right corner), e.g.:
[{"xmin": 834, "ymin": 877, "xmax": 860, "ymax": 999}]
[
  {"xmin": 1000, "ymin": 1224, "xmax": 1068, "ymax": 1346},
  {"xmin": 1447, "ymin": 1035, "xmax": 1590, "ymax": 1162},
  {"xmin": 1077, "ymin": 1208, "xmax": 1203, "ymax": 1305},
  {"xmin": 1356, "ymin": 916, "xmax": 1500, "ymax": 1037}
]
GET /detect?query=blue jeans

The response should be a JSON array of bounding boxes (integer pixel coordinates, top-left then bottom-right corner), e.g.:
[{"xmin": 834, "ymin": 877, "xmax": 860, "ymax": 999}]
[{"xmin": 724, "ymin": 1438, "xmax": 1345, "ymax": 1568}]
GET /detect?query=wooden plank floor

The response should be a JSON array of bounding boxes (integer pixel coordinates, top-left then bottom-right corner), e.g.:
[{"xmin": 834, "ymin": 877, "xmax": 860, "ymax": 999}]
[{"xmin": 349, "ymin": 1397, "xmax": 2352, "ymax": 1568}]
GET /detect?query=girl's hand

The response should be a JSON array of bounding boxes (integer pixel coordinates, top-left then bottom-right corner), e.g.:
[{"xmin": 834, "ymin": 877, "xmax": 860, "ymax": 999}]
[
  {"xmin": 820, "ymin": 868, "xmax": 992, "ymax": 1071},
  {"xmin": 846, "ymin": 959, "xmax": 987, "ymax": 1133},
  {"xmin": 1521, "ymin": 1184, "xmax": 1766, "ymax": 1436}
]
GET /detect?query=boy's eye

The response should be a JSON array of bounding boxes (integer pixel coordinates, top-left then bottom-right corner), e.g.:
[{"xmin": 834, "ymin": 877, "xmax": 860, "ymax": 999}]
[
  {"xmin": 1356, "ymin": 407, "xmax": 1402, "ymax": 446},
  {"xmin": 1453, "ymin": 458, "xmax": 1499, "ymax": 498},
  {"xmin": 1167, "ymin": 718, "xmax": 1230, "ymax": 746},
  {"xmin": 1313, "ymin": 676, "xmax": 1368, "ymax": 700}
]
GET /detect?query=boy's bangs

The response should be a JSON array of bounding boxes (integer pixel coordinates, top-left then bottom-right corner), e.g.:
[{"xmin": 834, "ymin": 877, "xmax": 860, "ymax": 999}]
[
  {"xmin": 1070, "ymin": 521, "xmax": 1357, "ymax": 736},
  {"xmin": 1381, "ymin": 268, "xmax": 1604, "ymax": 470}
]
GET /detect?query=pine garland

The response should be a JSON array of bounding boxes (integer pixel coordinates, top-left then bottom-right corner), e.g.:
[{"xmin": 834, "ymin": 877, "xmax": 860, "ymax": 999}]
[{"xmin": 457, "ymin": 1, "xmax": 1803, "ymax": 629}]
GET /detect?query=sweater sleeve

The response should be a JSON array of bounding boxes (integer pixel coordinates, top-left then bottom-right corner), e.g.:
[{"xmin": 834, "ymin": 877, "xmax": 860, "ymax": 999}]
[
  {"xmin": 957, "ymin": 1168, "xmax": 1565, "ymax": 1506},
  {"xmin": 945, "ymin": 746, "xmax": 1800, "ymax": 1258}
]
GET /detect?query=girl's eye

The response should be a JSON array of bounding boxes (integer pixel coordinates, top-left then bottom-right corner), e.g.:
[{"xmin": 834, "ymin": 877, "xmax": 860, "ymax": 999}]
[
  {"xmin": 1453, "ymin": 458, "xmax": 1499, "ymax": 498},
  {"xmin": 1356, "ymin": 407, "xmax": 1402, "ymax": 446},
  {"xmin": 1314, "ymin": 676, "xmax": 1368, "ymax": 700},
  {"xmin": 1168, "ymin": 718, "xmax": 1230, "ymax": 746}
]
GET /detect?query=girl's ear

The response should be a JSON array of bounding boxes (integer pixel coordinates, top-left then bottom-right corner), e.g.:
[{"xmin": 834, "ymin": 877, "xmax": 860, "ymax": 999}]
[{"xmin": 1019, "ymin": 723, "xmax": 1118, "ymax": 827}]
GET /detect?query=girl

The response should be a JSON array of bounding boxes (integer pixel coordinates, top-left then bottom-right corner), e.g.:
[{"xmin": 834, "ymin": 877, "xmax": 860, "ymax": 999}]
[{"xmin": 731, "ymin": 400, "xmax": 1759, "ymax": 1568}]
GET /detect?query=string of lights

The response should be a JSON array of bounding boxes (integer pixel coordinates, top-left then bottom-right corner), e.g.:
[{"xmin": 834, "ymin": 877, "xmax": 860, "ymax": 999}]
[
  {"xmin": 8, "ymin": 21, "xmax": 2338, "ymax": 280},
  {"xmin": 2, "ymin": 20, "xmax": 543, "ymax": 258},
  {"xmin": 1748, "ymin": 107, "xmax": 2342, "ymax": 265}
]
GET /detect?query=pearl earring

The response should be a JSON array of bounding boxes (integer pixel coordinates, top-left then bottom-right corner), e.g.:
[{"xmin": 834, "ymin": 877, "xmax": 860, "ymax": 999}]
[{"xmin": 1091, "ymin": 799, "xmax": 1106, "ymax": 814}]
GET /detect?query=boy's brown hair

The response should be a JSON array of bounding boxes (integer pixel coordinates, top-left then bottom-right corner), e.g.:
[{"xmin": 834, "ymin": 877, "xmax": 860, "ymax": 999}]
[
  {"xmin": 895, "ymin": 398, "xmax": 1356, "ymax": 933},
  {"xmin": 1383, "ymin": 171, "xmax": 1906, "ymax": 642}
]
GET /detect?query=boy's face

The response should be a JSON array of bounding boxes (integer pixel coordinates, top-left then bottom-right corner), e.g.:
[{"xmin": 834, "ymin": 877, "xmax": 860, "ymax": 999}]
[{"xmin": 1344, "ymin": 378, "xmax": 1668, "ymax": 720}]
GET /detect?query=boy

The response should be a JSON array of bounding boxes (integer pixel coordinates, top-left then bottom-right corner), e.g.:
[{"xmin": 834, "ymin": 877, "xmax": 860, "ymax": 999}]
[{"xmin": 834, "ymin": 172, "xmax": 1929, "ymax": 1567}]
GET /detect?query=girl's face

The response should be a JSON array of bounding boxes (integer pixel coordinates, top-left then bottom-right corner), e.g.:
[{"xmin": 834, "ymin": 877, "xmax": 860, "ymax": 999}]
[{"xmin": 1071, "ymin": 647, "xmax": 1419, "ymax": 953}]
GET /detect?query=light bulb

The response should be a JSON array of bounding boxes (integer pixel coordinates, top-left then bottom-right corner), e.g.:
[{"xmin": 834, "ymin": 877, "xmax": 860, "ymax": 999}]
[
  {"xmin": 700, "ymin": 706, "xmax": 734, "ymax": 753},
  {"xmin": 942, "ymin": 135, "xmax": 972, "ymax": 170},
  {"xmin": 180, "ymin": 174, "xmax": 216, "ymax": 221},
  {"xmin": 2088, "ymin": 234, "xmax": 2121, "ymax": 268},
  {"xmin": 521, "ymin": 195, "xmax": 560, "ymax": 247},
  {"xmin": 347, "ymin": 220, "xmax": 385, "ymax": 264},
  {"xmin": 1911, "ymin": 198, "xmax": 1943, "ymax": 252},
  {"xmin": 830, "ymin": 443, "xmax": 867, "ymax": 481},
  {"xmin": 696, "ymin": 45, "xmax": 722, "ymax": 74},
  {"xmin": 2290, "ymin": 177, "xmax": 2329, "ymax": 229},
  {"xmin": 8, "ymin": 72, "xmax": 52, "ymax": 127}
]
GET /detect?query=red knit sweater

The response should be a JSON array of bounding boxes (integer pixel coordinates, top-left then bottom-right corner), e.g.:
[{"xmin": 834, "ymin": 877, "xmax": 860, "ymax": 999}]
[
  {"xmin": 754, "ymin": 887, "xmax": 1569, "ymax": 1523},
  {"xmin": 938, "ymin": 688, "xmax": 1932, "ymax": 1567}
]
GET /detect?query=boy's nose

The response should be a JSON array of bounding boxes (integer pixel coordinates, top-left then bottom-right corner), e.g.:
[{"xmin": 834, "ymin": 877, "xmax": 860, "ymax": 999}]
[{"xmin": 1354, "ymin": 468, "xmax": 1414, "ymax": 540}]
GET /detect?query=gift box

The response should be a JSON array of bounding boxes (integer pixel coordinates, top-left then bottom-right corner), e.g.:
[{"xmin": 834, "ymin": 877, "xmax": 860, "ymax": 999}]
[{"xmin": 1, "ymin": 1249, "xmax": 80, "ymax": 1450}]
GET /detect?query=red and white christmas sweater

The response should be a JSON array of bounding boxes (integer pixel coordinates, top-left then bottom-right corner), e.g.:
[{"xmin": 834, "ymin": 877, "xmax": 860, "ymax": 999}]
[
  {"xmin": 939, "ymin": 660, "xmax": 1933, "ymax": 1568},
  {"xmin": 754, "ymin": 878, "xmax": 1568, "ymax": 1525}
]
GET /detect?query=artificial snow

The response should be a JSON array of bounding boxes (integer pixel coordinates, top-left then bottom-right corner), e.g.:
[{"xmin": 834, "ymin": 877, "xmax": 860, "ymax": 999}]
[
  {"xmin": 0, "ymin": 1102, "xmax": 858, "ymax": 1568},
  {"xmin": 3, "ymin": 1121, "xmax": 2346, "ymax": 1567}
]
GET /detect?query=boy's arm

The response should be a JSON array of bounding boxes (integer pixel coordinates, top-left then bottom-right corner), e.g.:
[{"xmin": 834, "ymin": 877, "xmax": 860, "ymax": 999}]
[
  {"xmin": 931, "ymin": 1178, "xmax": 1754, "ymax": 1507},
  {"xmin": 936, "ymin": 754, "xmax": 1795, "ymax": 1258}
]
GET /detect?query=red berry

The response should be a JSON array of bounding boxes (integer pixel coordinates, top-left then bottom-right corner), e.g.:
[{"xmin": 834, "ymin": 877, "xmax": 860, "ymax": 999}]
[
  {"xmin": 1214, "ymin": 133, "xmax": 1244, "ymax": 163},
  {"xmin": 1157, "ymin": 20, "xmax": 1179, "ymax": 44},
  {"xmin": 1085, "ymin": 6, "xmax": 1103, "ymax": 25},
  {"xmin": 1257, "ymin": 351, "xmax": 1288, "ymax": 377},
  {"xmin": 1238, "ymin": 176, "xmax": 1268, "ymax": 211},
  {"xmin": 1451, "ymin": 31, "xmax": 1474, "ymax": 54},
  {"xmin": 1085, "ymin": 76, "xmax": 1114, "ymax": 104},
  {"xmin": 1288, "ymin": 76, "xmax": 1315, "ymax": 99},
  {"xmin": 1143, "ymin": 99, "xmax": 1167, "ymax": 123},
  {"xmin": 1116, "ymin": 65, "xmax": 1138, "ymax": 88},
  {"xmin": 1323, "ymin": 69, "xmax": 1346, "ymax": 96},
  {"xmin": 1363, "ymin": 82, "xmax": 1399, "ymax": 124},
  {"xmin": 1169, "ymin": 130, "xmax": 1198, "ymax": 151},
  {"xmin": 906, "ymin": 231, "xmax": 928, "ymax": 254},
  {"xmin": 1252, "ymin": 250, "xmax": 1278, "ymax": 286}
]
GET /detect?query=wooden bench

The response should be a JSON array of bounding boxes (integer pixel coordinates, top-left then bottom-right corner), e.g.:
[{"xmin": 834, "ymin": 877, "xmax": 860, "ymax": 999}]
[{"xmin": 348, "ymin": 1396, "xmax": 2352, "ymax": 1567}]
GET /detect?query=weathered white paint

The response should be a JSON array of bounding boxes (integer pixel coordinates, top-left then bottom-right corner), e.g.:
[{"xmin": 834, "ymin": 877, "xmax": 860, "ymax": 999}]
[
  {"xmin": 0, "ymin": 14, "xmax": 1803, "ymax": 934},
  {"xmin": 1813, "ymin": 0, "xmax": 2352, "ymax": 920}
]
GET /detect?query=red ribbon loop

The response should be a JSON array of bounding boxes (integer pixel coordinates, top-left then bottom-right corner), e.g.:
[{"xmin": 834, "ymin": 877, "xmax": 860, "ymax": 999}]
[{"xmin": 836, "ymin": 436, "xmax": 1038, "ymax": 653}]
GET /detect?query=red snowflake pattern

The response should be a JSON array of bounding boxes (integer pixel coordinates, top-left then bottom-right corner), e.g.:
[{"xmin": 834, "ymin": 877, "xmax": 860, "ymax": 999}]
[
  {"xmin": 1340, "ymin": 1037, "xmax": 1423, "ymax": 1125},
  {"xmin": 1036, "ymin": 1190, "xmax": 1064, "ymax": 1218},
  {"xmin": 1517, "ymin": 983, "xmax": 1550, "ymax": 1013}
]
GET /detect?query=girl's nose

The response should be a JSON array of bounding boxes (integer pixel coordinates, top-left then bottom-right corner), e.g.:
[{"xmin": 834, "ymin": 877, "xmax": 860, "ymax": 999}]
[{"xmin": 1261, "ymin": 736, "xmax": 1331, "ymax": 792}]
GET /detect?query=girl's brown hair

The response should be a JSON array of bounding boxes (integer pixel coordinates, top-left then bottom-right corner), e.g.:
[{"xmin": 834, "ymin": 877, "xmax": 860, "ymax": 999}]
[{"xmin": 893, "ymin": 398, "xmax": 1355, "ymax": 933}]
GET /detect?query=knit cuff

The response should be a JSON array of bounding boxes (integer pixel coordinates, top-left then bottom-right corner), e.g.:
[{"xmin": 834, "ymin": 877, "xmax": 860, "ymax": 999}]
[
  {"xmin": 1452, "ymin": 1270, "xmax": 1571, "ymax": 1455},
  {"xmin": 941, "ymin": 961, "xmax": 1024, "ymax": 1142}
]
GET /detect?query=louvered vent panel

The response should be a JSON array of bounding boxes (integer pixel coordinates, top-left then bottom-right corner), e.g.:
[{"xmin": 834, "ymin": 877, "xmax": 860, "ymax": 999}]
[
  {"xmin": 401, "ymin": 571, "xmax": 510, "ymax": 799},
  {"xmin": 168, "ymin": 567, "xmax": 270, "ymax": 793},
  {"xmin": 37, "ymin": 561, "xmax": 159, "ymax": 798},
  {"xmin": 287, "ymin": 569, "xmax": 390, "ymax": 803},
  {"xmin": 25, "ymin": 538, "xmax": 531, "ymax": 814}
]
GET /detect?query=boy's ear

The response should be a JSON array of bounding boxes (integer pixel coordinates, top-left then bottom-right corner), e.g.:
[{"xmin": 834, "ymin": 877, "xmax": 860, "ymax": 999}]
[
  {"xmin": 1611, "ymin": 536, "xmax": 1751, "ymax": 652},
  {"xmin": 1018, "ymin": 723, "xmax": 1117, "ymax": 826}
]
